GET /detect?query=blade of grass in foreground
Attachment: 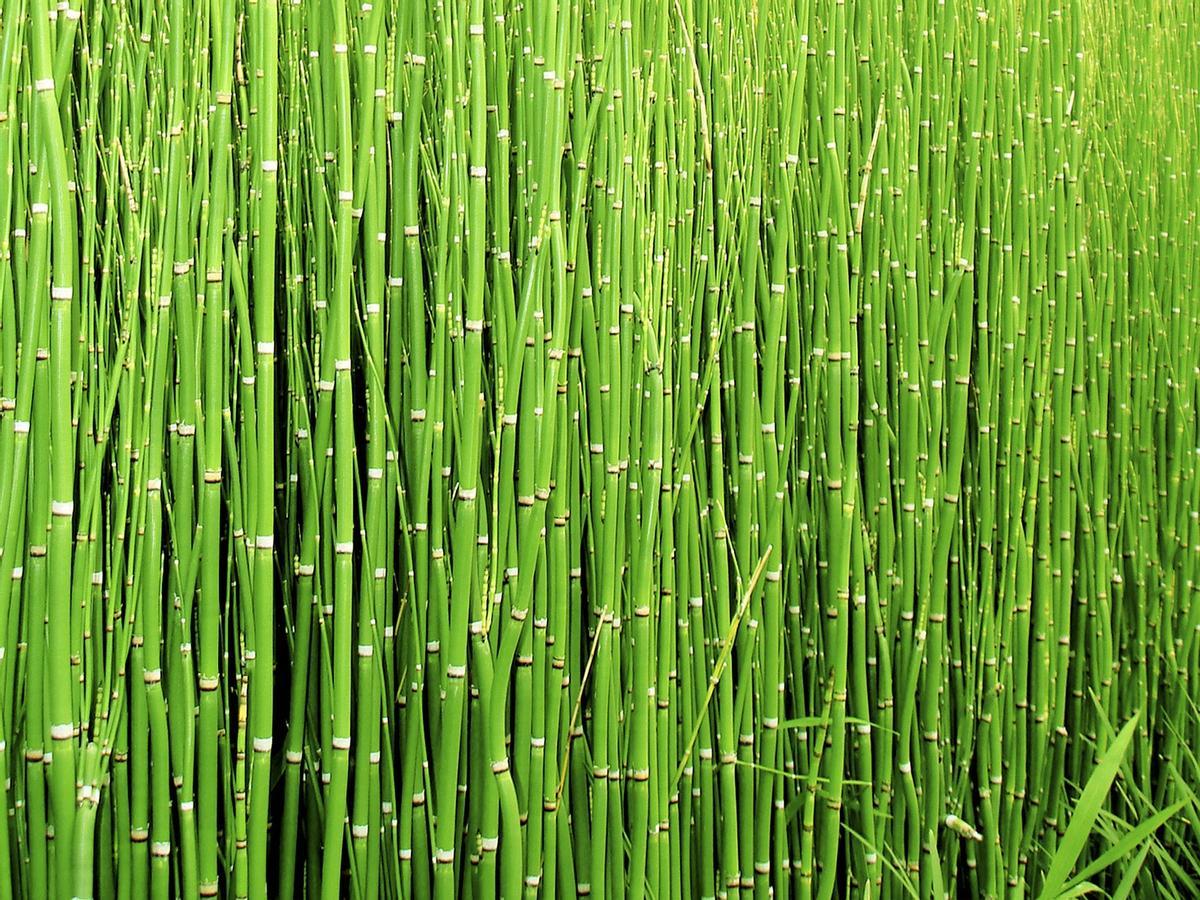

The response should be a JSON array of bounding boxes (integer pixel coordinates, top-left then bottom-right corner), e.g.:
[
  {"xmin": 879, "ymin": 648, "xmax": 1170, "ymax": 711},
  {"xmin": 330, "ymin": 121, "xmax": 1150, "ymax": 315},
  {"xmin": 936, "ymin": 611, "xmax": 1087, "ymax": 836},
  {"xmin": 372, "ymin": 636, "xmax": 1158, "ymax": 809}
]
[{"xmin": 1040, "ymin": 714, "xmax": 1140, "ymax": 900}]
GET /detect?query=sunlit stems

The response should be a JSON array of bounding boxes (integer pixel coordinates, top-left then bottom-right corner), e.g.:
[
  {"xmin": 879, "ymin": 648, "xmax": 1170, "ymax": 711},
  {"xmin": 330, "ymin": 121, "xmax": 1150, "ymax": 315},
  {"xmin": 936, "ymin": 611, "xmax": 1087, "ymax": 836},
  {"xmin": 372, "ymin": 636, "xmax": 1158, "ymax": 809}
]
[
  {"xmin": 753, "ymin": 85, "xmax": 798, "ymax": 900},
  {"xmin": 18, "ymin": 168, "xmax": 53, "ymax": 894},
  {"xmin": 642, "ymin": 11, "xmax": 680, "ymax": 882},
  {"xmin": 537, "ymin": 273, "xmax": 582, "ymax": 899},
  {"xmin": 243, "ymin": 0, "xmax": 280, "ymax": 896},
  {"xmin": 390, "ymin": 12, "xmax": 433, "ymax": 888},
  {"xmin": 29, "ymin": 0, "xmax": 79, "ymax": 890},
  {"xmin": 350, "ymin": 12, "xmax": 387, "ymax": 898},
  {"xmin": 581, "ymin": 101, "xmax": 624, "ymax": 900},
  {"xmin": 320, "ymin": 3, "xmax": 359, "ymax": 896},
  {"xmin": 275, "ymin": 135, "xmax": 317, "ymax": 900},
  {"xmin": 421, "ymin": 290, "xmax": 451, "ymax": 893},
  {"xmin": 157, "ymin": 0, "xmax": 202, "ymax": 888},
  {"xmin": 0, "ymin": 166, "xmax": 17, "ymax": 900},
  {"xmin": 145, "ymin": 210, "xmax": 180, "ymax": 900},
  {"xmin": 197, "ymin": 0, "xmax": 236, "ymax": 893},
  {"xmin": 627, "ymin": 343, "xmax": 664, "ymax": 900},
  {"xmin": 698, "ymin": 227, "xmax": 741, "ymax": 900},
  {"xmin": 118, "ymin": 292, "xmax": 149, "ymax": 900},
  {"xmin": 491, "ymin": 3, "xmax": 576, "ymax": 897},
  {"xmin": 24, "ymin": 508, "xmax": 50, "ymax": 900},
  {"xmin": 277, "ymin": 366, "xmax": 318, "ymax": 898},
  {"xmin": 120, "ymin": 16, "xmax": 195, "ymax": 894},
  {"xmin": 0, "ymin": 118, "xmax": 38, "ymax": 900}
]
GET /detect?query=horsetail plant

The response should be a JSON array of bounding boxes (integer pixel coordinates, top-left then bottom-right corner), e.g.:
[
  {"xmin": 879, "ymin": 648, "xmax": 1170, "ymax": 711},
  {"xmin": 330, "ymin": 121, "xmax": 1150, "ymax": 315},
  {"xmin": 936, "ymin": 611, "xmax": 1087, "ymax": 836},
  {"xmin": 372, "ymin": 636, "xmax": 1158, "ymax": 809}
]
[{"xmin": 0, "ymin": 0, "xmax": 1196, "ymax": 898}]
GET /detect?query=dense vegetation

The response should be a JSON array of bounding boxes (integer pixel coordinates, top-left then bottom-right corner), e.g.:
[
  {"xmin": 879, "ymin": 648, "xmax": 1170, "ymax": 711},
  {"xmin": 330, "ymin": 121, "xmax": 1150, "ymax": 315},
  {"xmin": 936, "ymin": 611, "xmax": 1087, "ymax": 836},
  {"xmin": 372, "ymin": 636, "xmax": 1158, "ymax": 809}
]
[{"xmin": 0, "ymin": 0, "xmax": 1196, "ymax": 897}]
